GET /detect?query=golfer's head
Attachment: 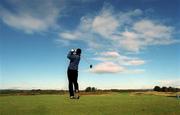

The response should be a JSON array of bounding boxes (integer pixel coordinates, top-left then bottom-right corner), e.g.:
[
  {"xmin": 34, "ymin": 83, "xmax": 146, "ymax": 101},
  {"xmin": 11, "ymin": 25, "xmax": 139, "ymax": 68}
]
[{"xmin": 76, "ymin": 48, "xmax": 81, "ymax": 55}]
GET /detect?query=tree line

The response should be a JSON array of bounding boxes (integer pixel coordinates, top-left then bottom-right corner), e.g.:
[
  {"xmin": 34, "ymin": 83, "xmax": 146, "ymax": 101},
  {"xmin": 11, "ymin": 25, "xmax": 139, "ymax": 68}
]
[
  {"xmin": 153, "ymin": 86, "xmax": 179, "ymax": 92},
  {"xmin": 1, "ymin": 86, "xmax": 179, "ymax": 95},
  {"xmin": 85, "ymin": 87, "xmax": 97, "ymax": 92}
]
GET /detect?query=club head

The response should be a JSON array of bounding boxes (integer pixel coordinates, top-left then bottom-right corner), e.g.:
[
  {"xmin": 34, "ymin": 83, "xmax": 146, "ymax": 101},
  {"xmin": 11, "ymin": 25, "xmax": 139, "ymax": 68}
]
[{"xmin": 90, "ymin": 64, "xmax": 93, "ymax": 69}]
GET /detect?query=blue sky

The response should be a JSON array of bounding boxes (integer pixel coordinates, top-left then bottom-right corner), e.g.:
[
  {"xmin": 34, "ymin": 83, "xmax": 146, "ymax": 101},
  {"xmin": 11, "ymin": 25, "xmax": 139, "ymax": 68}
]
[{"xmin": 1, "ymin": 0, "xmax": 180, "ymax": 89}]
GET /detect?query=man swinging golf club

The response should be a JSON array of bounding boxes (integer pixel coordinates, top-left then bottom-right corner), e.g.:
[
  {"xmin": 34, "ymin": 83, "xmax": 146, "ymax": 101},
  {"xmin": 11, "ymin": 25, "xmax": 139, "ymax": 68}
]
[{"xmin": 67, "ymin": 48, "xmax": 81, "ymax": 99}]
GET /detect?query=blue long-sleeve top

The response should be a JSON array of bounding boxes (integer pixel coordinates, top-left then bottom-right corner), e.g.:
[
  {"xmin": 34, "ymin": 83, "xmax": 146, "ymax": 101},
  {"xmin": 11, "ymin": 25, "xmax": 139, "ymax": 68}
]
[{"xmin": 67, "ymin": 51, "xmax": 80, "ymax": 70}]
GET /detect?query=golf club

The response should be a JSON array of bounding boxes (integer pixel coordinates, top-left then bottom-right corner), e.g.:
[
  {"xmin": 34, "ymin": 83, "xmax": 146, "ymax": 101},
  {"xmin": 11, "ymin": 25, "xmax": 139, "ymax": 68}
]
[
  {"xmin": 71, "ymin": 49, "xmax": 93, "ymax": 69},
  {"xmin": 81, "ymin": 55, "xmax": 93, "ymax": 69}
]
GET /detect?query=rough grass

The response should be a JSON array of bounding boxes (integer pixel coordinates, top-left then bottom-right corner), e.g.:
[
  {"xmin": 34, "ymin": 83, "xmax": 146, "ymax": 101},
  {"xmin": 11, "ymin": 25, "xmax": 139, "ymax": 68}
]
[
  {"xmin": 0, "ymin": 93, "xmax": 180, "ymax": 115},
  {"xmin": 131, "ymin": 91, "xmax": 179, "ymax": 96}
]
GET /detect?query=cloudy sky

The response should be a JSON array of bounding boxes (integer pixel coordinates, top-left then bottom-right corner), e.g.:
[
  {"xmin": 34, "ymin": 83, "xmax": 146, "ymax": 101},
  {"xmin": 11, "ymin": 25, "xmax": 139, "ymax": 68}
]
[{"xmin": 1, "ymin": 0, "xmax": 180, "ymax": 89}]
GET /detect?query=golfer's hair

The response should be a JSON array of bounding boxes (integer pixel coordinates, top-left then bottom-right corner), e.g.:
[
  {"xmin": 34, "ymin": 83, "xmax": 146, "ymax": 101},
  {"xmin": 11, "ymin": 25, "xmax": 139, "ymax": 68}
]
[{"xmin": 76, "ymin": 48, "xmax": 81, "ymax": 55}]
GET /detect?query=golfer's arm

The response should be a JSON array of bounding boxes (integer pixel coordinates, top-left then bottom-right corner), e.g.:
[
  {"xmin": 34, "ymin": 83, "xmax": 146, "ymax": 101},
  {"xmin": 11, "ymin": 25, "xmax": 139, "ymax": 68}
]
[{"xmin": 67, "ymin": 51, "xmax": 75, "ymax": 60}]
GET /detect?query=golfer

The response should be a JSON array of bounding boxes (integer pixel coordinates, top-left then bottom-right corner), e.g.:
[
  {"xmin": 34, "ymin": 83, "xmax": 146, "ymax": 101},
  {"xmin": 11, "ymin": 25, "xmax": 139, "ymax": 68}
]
[{"xmin": 67, "ymin": 48, "xmax": 81, "ymax": 99}]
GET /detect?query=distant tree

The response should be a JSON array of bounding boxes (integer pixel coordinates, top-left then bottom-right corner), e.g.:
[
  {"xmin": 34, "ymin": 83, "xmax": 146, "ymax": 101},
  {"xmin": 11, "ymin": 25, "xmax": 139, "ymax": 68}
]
[
  {"xmin": 91, "ymin": 87, "xmax": 96, "ymax": 92},
  {"xmin": 176, "ymin": 88, "xmax": 180, "ymax": 92},
  {"xmin": 85, "ymin": 87, "xmax": 97, "ymax": 92},
  {"xmin": 172, "ymin": 87, "xmax": 177, "ymax": 92},
  {"xmin": 167, "ymin": 87, "xmax": 173, "ymax": 92},
  {"xmin": 161, "ymin": 86, "xmax": 168, "ymax": 92},
  {"xmin": 167, "ymin": 87, "xmax": 179, "ymax": 92},
  {"xmin": 154, "ymin": 86, "xmax": 161, "ymax": 92},
  {"xmin": 85, "ymin": 87, "xmax": 92, "ymax": 92}
]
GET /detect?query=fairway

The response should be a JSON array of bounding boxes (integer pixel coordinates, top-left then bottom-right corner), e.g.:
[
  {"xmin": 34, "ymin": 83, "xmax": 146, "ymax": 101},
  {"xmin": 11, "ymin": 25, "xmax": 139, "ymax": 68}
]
[{"xmin": 0, "ymin": 93, "xmax": 180, "ymax": 115}]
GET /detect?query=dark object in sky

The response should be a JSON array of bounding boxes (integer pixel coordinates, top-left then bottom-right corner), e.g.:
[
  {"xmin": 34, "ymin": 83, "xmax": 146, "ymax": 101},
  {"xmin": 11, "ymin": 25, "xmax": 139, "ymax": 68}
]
[{"xmin": 90, "ymin": 64, "xmax": 93, "ymax": 68}]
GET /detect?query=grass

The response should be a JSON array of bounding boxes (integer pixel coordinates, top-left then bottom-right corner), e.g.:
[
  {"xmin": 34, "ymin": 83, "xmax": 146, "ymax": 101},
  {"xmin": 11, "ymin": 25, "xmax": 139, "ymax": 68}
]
[{"xmin": 0, "ymin": 93, "xmax": 180, "ymax": 115}]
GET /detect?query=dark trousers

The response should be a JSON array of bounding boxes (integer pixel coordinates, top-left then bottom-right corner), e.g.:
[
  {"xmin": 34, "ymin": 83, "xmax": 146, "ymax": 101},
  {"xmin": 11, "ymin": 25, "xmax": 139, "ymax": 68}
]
[{"xmin": 67, "ymin": 69, "xmax": 79, "ymax": 96}]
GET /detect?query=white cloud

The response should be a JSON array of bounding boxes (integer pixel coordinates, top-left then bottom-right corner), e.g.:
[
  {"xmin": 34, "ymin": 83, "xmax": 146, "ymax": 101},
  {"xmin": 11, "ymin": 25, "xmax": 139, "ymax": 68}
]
[
  {"xmin": 90, "ymin": 51, "xmax": 146, "ymax": 74},
  {"xmin": 89, "ymin": 4, "xmax": 177, "ymax": 52},
  {"xmin": 59, "ymin": 31, "xmax": 82, "ymax": 40},
  {"xmin": 91, "ymin": 6, "xmax": 143, "ymax": 38},
  {"xmin": 93, "ymin": 51, "xmax": 145, "ymax": 66},
  {"xmin": 90, "ymin": 62, "xmax": 126, "ymax": 74},
  {"xmin": 114, "ymin": 19, "xmax": 177, "ymax": 52},
  {"xmin": 89, "ymin": 61, "xmax": 145, "ymax": 74},
  {"xmin": 133, "ymin": 9, "xmax": 143, "ymax": 15},
  {"xmin": 92, "ymin": 9, "xmax": 119, "ymax": 38},
  {"xmin": 133, "ymin": 20, "xmax": 174, "ymax": 45},
  {"xmin": 0, "ymin": 0, "xmax": 61, "ymax": 33},
  {"xmin": 58, "ymin": 5, "xmax": 145, "ymax": 48},
  {"xmin": 1, "ymin": 1, "xmax": 178, "ymax": 51},
  {"xmin": 157, "ymin": 79, "xmax": 180, "ymax": 88},
  {"xmin": 79, "ymin": 16, "xmax": 93, "ymax": 32},
  {"xmin": 55, "ymin": 39, "xmax": 70, "ymax": 46},
  {"xmin": 93, "ymin": 51, "xmax": 126, "ymax": 62},
  {"xmin": 127, "ymin": 60, "xmax": 145, "ymax": 66},
  {"xmin": 87, "ymin": 39, "xmax": 103, "ymax": 49},
  {"xmin": 125, "ymin": 69, "xmax": 145, "ymax": 74},
  {"xmin": 58, "ymin": 4, "xmax": 179, "ymax": 52},
  {"xmin": 57, "ymin": 3, "xmax": 178, "ymax": 75},
  {"xmin": 119, "ymin": 31, "xmax": 142, "ymax": 52},
  {"xmin": 100, "ymin": 51, "xmax": 120, "ymax": 58},
  {"xmin": 134, "ymin": 20, "xmax": 172, "ymax": 36}
]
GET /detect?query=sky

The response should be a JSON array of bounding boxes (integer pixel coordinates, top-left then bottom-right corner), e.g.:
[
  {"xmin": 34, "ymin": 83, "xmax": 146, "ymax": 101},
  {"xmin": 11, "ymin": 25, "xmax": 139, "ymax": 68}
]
[{"xmin": 0, "ymin": 0, "xmax": 180, "ymax": 90}]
